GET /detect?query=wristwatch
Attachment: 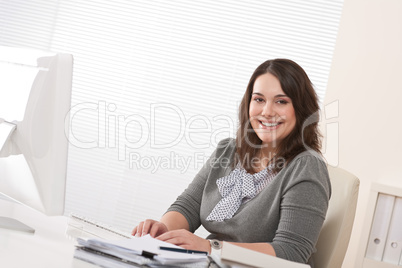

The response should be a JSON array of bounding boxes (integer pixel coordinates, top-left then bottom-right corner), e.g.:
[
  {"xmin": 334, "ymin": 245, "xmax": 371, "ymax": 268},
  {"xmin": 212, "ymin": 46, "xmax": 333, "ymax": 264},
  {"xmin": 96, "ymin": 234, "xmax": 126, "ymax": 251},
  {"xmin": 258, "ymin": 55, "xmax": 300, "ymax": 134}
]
[{"xmin": 209, "ymin": 239, "xmax": 222, "ymax": 256}]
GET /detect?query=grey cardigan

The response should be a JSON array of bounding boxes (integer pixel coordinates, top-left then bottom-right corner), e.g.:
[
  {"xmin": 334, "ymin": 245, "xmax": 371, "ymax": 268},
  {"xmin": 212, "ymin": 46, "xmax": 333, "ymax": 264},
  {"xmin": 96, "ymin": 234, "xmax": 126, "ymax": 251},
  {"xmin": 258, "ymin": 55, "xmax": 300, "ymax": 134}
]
[{"xmin": 166, "ymin": 138, "xmax": 331, "ymax": 265}]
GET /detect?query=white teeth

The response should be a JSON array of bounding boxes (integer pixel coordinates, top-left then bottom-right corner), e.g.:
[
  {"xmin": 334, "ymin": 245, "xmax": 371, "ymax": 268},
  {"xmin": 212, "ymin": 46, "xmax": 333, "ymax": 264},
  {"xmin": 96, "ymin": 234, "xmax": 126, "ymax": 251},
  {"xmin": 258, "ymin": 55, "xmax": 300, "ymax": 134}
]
[{"xmin": 261, "ymin": 122, "xmax": 279, "ymax": 127}]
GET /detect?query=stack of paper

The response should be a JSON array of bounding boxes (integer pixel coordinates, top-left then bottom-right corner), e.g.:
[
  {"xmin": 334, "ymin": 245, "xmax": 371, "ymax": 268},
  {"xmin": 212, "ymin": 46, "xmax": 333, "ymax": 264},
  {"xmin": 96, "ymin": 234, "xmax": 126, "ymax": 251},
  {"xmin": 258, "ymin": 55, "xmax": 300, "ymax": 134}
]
[{"xmin": 74, "ymin": 234, "xmax": 209, "ymax": 267}]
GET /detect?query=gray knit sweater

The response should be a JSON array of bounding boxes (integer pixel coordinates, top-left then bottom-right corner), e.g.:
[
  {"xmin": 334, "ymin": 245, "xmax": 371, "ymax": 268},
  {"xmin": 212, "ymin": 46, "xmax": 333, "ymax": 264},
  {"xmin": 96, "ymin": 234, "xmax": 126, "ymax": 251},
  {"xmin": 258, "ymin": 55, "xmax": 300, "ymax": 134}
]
[{"xmin": 166, "ymin": 138, "xmax": 331, "ymax": 265}]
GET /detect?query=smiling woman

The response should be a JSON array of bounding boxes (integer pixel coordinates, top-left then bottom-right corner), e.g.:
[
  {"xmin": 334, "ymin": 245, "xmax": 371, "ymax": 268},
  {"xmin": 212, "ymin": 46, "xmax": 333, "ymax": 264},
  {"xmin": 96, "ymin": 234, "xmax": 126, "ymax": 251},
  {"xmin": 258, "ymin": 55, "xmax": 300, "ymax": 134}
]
[{"xmin": 133, "ymin": 59, "xmax": 331, "ymax": 266}]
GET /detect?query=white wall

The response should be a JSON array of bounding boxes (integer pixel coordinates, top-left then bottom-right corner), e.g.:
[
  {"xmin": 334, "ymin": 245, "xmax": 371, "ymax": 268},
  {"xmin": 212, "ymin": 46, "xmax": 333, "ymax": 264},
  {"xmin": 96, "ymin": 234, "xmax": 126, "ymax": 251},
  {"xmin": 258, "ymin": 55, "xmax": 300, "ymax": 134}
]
[{"xmin": 323, "ymin": 0, "xmax": 402, "ymax": 266}]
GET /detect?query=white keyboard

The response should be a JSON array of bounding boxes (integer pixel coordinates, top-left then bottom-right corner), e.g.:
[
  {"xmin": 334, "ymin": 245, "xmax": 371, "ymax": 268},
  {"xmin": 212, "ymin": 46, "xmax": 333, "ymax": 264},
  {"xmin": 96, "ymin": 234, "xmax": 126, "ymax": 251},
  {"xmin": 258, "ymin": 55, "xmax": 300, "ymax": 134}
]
[{"xmin": 68, "ymin": 213, "xmax": 133, "ymax": 240}]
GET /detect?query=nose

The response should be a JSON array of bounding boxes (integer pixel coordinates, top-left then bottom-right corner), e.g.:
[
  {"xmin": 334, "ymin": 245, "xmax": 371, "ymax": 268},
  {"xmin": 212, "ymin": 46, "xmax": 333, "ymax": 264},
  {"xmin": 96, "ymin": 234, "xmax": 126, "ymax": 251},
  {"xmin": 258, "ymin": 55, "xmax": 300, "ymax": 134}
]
[{"xmin": 261, "ymin": 101, "xmax": 275, "ymax": 117}]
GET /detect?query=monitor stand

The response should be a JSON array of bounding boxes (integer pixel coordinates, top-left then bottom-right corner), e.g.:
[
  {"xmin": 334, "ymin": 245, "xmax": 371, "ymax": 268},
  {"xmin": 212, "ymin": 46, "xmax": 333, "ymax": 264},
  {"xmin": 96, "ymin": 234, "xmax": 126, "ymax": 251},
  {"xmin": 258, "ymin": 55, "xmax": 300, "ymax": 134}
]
[
  {"xmin": 0, "ymin": 121, "xmax": 17, "ymax": 156},
  {"xmin": 0, "ymin": 122, "xmax": 35, "ymax": 234},
  {"xmin": 0, "ymin": 216, "xmax": 35, "ymax": 234},
  {"xmin": 0, "ymin": 194, "xmax": 35, "ymax": 234}
]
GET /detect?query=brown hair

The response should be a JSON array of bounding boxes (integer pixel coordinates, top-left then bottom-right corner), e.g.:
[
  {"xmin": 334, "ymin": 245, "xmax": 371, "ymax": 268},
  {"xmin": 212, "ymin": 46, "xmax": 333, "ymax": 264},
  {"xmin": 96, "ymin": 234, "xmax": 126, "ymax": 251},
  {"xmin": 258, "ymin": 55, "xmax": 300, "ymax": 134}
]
[{"xmin": 235, "ymin": 59, "xmax": 322, "ymax": 173}]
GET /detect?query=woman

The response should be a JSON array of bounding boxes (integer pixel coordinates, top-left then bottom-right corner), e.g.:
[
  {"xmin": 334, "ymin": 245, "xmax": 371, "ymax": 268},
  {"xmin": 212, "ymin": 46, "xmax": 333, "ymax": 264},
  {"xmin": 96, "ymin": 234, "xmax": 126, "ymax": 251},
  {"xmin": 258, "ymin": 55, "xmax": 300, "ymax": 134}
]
[{"xmin": 132, "ymin": 59, "xmax": 331, "ymax": 266}]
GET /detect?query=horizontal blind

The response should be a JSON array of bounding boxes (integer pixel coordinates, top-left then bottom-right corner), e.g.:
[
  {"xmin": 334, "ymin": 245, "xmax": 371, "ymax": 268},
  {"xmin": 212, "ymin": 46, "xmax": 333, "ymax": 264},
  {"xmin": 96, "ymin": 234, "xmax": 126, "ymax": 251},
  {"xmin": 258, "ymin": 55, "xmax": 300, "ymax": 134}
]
[{"xmin": 0, "ymin": 0, "xmax": 343, "ymax": 235}]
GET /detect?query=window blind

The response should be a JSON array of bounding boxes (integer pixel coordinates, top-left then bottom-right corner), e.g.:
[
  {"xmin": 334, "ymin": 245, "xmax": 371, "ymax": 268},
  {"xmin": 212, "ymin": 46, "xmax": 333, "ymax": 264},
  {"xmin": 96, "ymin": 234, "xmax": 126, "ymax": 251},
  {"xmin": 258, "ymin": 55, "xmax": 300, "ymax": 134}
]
[{"xmin": 0, "ymin": 0, "xmax": 343, "ymax": 236}]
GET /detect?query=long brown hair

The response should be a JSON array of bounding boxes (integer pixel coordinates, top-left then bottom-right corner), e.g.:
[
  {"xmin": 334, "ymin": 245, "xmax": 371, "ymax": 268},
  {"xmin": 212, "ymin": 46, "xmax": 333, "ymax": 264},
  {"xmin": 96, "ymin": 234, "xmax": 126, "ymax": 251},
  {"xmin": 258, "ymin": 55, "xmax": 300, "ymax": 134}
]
[{"xmin": 235, "ymin": 59, "xmax": 322, "ymax": 173}]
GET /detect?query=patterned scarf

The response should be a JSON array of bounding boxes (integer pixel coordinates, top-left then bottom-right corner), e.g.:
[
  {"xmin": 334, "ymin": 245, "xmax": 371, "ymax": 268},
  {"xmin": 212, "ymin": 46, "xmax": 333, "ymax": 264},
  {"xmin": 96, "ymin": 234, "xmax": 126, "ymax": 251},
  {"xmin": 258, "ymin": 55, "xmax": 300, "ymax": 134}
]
[{"xmin": 206, "ymin": 163, "xmax": 276, "ymax": 222}]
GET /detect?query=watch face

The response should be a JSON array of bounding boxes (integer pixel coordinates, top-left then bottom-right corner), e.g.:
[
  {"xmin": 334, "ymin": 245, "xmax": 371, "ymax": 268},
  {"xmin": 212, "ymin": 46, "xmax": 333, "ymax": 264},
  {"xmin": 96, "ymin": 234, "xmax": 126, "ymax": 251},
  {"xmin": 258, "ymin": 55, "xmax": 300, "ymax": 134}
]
[{"xmin": 211, "ymin": 240, "xmax": 222, "ymax": 250}]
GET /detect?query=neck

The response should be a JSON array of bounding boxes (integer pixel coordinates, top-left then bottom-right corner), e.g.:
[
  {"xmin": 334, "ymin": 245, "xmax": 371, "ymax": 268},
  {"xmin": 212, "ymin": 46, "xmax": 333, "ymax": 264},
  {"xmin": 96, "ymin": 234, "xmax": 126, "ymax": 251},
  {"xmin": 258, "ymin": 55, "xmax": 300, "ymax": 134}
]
[
  {"xmin": 252, "ymin": 147, "xmax": 276, "ymax": 173},
  {"xmin": 259, "ymin": 143, "xmax": 277, "ymax": 159}
]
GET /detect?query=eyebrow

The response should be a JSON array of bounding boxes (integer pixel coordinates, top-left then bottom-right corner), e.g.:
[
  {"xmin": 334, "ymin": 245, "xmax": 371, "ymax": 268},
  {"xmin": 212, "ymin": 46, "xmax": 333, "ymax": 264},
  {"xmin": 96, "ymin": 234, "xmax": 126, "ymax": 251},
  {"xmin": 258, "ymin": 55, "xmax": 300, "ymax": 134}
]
[{"xmin": 252, "ymin": 92, "xmax": 289, "ymax": 98}]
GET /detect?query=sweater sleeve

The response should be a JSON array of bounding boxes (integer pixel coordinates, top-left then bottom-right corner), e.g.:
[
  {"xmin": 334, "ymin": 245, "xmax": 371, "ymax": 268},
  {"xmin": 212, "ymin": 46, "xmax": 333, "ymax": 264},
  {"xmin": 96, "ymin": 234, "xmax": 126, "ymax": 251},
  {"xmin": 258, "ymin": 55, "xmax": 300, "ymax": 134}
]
[
  {"xmin": 270, "ymin": 154, "xmax": 331, "ymax": 264},
  {"xmin": 165, "ymin": 138, "xmax": 234, "ymax": 232}
]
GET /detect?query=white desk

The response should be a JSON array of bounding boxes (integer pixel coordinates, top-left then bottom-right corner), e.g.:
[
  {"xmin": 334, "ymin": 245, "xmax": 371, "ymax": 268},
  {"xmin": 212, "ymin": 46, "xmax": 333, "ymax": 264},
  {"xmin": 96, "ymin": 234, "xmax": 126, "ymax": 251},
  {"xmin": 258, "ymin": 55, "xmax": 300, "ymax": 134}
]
[
  {"xmin": 0, "ymin": 199, "xmax": 95, "ymax": 268},
  {"xmin": 0, "ymin": 199, "xmax": 306, "ymax": 268},
  {"xmin": 0, "ymin": 198, "xmax": 216, "ymax": 268}
]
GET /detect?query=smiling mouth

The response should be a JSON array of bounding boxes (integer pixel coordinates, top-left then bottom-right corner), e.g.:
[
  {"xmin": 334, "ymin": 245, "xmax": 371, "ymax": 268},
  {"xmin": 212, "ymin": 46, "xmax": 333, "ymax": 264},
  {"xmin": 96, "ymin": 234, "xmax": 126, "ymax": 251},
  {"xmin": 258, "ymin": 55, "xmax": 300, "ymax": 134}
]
[{"xmin": 260, "ymin": 121, "xmax": 281, "ymax": 127}]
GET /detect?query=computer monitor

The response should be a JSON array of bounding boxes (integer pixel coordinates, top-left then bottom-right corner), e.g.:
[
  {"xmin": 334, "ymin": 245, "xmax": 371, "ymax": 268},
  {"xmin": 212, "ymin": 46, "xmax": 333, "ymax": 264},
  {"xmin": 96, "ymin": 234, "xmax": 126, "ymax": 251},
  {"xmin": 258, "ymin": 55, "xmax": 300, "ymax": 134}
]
[{"xmin": 0, "ymin": 46, "xmax": 73, "ymax": 233}]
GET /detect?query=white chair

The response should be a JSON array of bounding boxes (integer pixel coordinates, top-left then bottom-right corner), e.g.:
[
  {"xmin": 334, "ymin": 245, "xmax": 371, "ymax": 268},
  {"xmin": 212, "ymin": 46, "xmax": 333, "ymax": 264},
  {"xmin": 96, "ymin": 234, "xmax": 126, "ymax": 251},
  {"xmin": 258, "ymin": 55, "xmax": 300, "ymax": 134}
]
[{"xmin": 314, "ymin": 166, "xmax": 360, "ymax": 268}]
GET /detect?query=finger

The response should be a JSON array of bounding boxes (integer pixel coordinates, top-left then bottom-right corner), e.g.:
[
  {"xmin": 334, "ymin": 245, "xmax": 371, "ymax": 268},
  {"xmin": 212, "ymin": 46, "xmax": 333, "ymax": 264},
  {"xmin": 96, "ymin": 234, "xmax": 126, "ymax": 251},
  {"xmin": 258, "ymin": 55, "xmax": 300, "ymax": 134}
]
[
  {"xmin": 159, "ymin": 236, "xmax": 185, "ymax": 246},
  {"xmin": 131, "ymin": 226, "xmax": 138, "ymax": 236},
  {"xmin": 135, "ymin": 221, "xmax": 144, "ymax": 237},
  {"xmin": 155, "ymin": 230, "xmax": 174, "ymax": 241},
  {"xmin": 156, "ymin": 230, "xmax": 186, "ymax": 242},
  {"xmin": 141, "ymin": 220, "xmax": 154, "ymax": 236},
  {"xmin": 149, "ymin": 223, "xmax": 162, "ymax": 238}
]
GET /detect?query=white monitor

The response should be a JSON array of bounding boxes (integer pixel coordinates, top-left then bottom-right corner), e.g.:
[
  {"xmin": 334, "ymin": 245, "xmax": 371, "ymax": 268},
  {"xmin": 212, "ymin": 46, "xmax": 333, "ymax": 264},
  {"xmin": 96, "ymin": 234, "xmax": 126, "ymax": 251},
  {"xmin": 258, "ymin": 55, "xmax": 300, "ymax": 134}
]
[{"xmin": 0, "ymin": 46, "xmax": 73, "ymax": 233}]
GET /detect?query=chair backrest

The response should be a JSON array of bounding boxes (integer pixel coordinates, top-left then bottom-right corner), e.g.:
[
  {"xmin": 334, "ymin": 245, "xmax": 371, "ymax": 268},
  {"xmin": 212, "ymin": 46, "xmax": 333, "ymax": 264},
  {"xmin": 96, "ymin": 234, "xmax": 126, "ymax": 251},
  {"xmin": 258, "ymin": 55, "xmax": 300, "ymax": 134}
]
[{"xmin": 314, "ymin": 166, "xmax": 360, "ymax": 268}]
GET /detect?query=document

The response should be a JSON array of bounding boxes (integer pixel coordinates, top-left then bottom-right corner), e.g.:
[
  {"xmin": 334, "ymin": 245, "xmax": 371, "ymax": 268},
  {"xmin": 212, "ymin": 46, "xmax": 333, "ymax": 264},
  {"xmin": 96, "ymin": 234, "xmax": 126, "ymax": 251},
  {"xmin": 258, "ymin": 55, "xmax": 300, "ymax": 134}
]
[
  {"xmin": 220, "ymin": 242, "xmax": 309, "ymax": 268},
  {"xmin": 74, "ymin": 247, "xmax": 149, "ymax": 268},
  {"xmin": 75, "ymin": 234, "xmax": 208, "ymax": 266}
]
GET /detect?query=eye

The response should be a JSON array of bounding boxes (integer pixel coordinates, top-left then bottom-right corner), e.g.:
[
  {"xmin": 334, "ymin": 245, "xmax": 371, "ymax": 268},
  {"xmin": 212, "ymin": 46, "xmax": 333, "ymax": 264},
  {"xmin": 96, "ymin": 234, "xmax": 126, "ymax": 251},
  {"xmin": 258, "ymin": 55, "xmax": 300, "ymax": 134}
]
[
  {"xmin": 276, "ymin": 99, "xmax": 289, "ymax": 104},
  {"xmin": 253, "ymin": 97, "xmax": 265, "ymax": 103}
]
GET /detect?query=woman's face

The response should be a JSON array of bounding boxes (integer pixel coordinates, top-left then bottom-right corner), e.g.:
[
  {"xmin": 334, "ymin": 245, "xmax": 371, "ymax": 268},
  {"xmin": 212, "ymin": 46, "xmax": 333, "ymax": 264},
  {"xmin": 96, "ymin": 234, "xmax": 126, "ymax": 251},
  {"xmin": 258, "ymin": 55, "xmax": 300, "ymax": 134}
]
[{"xmin": 249, "ymin": 73, "xmax": 296, "ymax": 149}]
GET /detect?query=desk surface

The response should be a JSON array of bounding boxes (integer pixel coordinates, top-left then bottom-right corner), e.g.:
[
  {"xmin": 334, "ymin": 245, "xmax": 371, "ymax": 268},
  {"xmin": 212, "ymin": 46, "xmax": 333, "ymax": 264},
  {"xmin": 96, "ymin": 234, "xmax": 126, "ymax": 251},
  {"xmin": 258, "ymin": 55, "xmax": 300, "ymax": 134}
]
[
  {"xmin": 0, "ymin": 199, "xmax": 95, "ymax": 268},
  {"xmin": 0, "ymin": 199, "xmax": 247, "ymax": 268}
]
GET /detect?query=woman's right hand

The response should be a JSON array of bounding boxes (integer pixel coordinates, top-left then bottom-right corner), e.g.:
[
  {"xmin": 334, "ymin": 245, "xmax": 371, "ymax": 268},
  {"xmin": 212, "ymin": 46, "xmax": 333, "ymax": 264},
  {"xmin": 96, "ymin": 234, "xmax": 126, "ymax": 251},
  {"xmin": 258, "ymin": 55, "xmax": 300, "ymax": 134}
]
[{"xmin": 131, "ymin": 219, "xmax": 169, "ymax": 238}]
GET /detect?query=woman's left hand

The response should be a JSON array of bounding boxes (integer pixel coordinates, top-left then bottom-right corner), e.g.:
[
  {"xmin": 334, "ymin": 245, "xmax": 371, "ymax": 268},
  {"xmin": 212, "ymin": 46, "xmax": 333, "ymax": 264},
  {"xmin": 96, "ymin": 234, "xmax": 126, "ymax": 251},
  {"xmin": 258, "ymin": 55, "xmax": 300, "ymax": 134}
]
[{"xmin": 156, "ymin": 229, "xmax": 211, "ymax": 254}]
